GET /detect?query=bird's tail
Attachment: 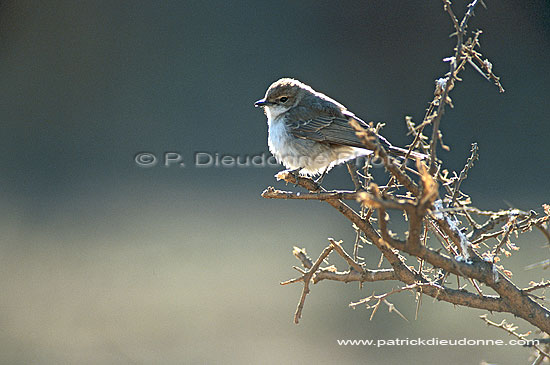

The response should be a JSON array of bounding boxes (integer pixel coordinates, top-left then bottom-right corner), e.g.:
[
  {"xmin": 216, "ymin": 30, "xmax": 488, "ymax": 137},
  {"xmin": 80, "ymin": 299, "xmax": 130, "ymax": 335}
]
[
  {"xmin": 375, "ymin": 131, "xmax": 429, "ymax": 160},
  {"xmin": 348, "ymin": 114, "xmax": 428, "ymax": 161},
  {"xmin": 386, "ymin": 145, "xmax": 429, "ymax": 160}
]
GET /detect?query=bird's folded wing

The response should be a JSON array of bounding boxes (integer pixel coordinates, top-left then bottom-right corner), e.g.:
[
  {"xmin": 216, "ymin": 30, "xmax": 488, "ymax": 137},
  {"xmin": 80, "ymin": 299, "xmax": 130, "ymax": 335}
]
[
  {"xmin": 287, "ymin": 115, "xmax": 367, "ymax": 148},
  {"xmin": 286, "ymin": 112, "xmax": 397, "ymax": 150},
  {"xmin": 284, "ymin": 108, "xmax": 427, "ymax": 160}
]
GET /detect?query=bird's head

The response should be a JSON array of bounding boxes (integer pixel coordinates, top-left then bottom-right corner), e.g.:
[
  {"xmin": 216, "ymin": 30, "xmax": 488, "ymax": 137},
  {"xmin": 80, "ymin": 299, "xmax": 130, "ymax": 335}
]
[{"xmin": 254, "ymin": 78, "xmax": 312, "ymax": 119}]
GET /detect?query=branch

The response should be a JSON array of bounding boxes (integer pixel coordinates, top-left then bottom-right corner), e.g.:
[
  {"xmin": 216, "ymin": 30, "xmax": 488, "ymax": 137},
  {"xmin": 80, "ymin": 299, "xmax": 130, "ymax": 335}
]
[
  {"xmin": 270, "ymin": 172, "xmax": 518, "ymax": 314},
  {"xmin": 293, "ymin": 244, "xmax": 334, "ymax": 324},
  {"xmin": 429, "ymin": 0, "xmax": 490, "ymax": 173},
  {"xmin": 328, "ymin": 238, "xmax": 364, "ymax": 273},
  {"xmin": 270, "ymin": 171, "xmax": 550, "ymax": 332},
  {"xmin": 523, "ymin": 281, "xmax": 550, "ymax": 294},
  {"xmin": 262, "ymin": 187, "xmax": 360, "ymax": 201},
  {"xmin": 350, "ymin": 284, "xmax": 415, "ymax": 321},
  {"xmin": 349, "ymin": 119, "xmax": 420, "ymax": 196},
  {"xmin": 286, "ymin": 245, "xmax": 397, "ymax": 285},
  {"xmin": 480, "ymin": 315, "xmax": 550, "ymax": 360},
  {"xmin": 313, "ymin": 267, "xmax": 396, "ymax": 284},
  {"xmin": 449, "ymin": 142, "xmax": 479, "ymax": 208}
]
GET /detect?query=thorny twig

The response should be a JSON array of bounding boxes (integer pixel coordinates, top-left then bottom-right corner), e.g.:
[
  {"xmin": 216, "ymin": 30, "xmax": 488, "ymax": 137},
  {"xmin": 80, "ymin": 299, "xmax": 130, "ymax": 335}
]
[
  {"xmin": 282, "ymin": 242, "xmax": 397, "ymax": 323},
  {"xmin": 448, "ymin": 142, "xmax": 479, "ymax": 208},
  {"xmin": 349, "ymin": 284, "xmax": 416, "ymax": 322},
  {"xmin": 480, "ymin": 315, "xmax": 550, "ymax": 361},
  {"xmin": 291, "ymin": 243, "xmax": 334, "ymax": 324},
  {"xmin": 428, "ymin": 0, "xmax": 497, "ymax": 174}
]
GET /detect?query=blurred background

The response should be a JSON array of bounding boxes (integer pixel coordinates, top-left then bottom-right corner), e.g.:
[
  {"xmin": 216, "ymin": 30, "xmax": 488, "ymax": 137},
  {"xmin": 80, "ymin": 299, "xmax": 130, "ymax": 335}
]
[{"xmin": 0, "ymin": 1, "xmax": 549, "ymax": 364}]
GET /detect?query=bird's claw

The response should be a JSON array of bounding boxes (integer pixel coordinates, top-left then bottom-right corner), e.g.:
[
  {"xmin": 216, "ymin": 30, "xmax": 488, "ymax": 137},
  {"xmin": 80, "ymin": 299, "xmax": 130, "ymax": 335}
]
[{"xmin": 275, "ymin": 169, "xmax": 302, "ymax": 187}]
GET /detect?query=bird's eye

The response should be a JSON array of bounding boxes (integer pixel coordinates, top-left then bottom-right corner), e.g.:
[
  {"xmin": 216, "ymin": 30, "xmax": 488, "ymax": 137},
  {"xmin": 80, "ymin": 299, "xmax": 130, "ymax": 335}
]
[{"xmin": 279, "ymin": 96, "xmax": 288, "ymax": 103}]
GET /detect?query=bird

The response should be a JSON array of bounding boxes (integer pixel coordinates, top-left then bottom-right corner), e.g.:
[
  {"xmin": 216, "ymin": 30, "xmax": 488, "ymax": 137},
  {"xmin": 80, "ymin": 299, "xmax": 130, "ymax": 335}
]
[{"xmin": 254, "ymin": 78, "xmax": 426, "ymax": 181}]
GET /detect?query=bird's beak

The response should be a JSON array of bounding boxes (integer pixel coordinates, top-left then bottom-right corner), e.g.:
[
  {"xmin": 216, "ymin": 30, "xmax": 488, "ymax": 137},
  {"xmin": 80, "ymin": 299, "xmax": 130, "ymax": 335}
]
[{"xmin": 254, "ymin": 98, "xmax": 271, "ymax": 107}]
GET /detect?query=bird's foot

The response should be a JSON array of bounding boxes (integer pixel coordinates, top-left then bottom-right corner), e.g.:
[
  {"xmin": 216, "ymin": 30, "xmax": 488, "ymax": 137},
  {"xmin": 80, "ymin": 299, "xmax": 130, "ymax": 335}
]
[
  {"xmin": 346, "ymin": 161, "xmax": 363, "ymax": 191},
  {"xmin": 275, "ymin": 169, "xmax": 302, "ymax": 186},
  {"xmin": 314, "ymin": 166, "xmax": 329, "ymax": 185}
]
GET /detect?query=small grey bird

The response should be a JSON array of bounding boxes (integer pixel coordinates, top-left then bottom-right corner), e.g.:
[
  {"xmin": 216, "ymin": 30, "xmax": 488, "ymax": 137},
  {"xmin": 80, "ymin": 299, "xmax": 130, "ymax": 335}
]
[{"xmin": 254, "ymin": 78, "xmax": 425, "ymax": 178}]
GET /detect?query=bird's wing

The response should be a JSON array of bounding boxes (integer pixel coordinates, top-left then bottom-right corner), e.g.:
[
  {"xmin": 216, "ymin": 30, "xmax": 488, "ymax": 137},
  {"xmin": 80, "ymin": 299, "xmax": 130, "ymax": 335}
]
[
  {"xmin": 285, "ymin": 107, "xmax": 393, "ymax": 149},
  {"xmin": 287, "ymin": 115, "xmax": 367, "ymax": 148},
  {"xmin": 283, "ymin": 106, "xmax": 428, "ymax": 160}
]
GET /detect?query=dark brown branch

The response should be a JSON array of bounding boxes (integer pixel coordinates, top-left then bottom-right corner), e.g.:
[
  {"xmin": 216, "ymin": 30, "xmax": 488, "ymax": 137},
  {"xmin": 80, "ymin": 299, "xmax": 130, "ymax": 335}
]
[
  {"xmin": 464, "ymin": 36, "xmax": 505, "ymax": 92},
  {"xmin": 346, "ymin": 162, "xmax": 362, "ymax": 191},
  {"xmin": 285, "ymin": 241, "xmax": 398, "ymax": 322},
  {"xmin": 350, "ymin": 284, "xmax": 414, "ymax": 321}
]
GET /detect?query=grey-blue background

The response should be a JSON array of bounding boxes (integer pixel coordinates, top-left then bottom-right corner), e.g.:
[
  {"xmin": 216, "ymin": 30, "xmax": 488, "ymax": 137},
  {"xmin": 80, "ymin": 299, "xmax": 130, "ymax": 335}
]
[{"xmin": 1, "ymin": 1, "xmax": 548, "ymax": 364}]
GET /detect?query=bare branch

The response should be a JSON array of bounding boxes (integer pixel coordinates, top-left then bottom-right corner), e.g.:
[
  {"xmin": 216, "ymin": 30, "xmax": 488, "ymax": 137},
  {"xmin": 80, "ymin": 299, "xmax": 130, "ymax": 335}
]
[
  {"xmin": 293, "ymin": 244, "xmax": 334, "ymax": 324},
  {"xmin": 262, "ymin": 187, "xmax": 360, "ymax": 201},
  {"xmin": 271, "ymin": 172, "xmax": 520, "ymax": 315},
  {"xmin": 523, "ymin": 281, "xmax": 550, "ymax": 293},
  {"xmin": 480, "ymin": 315, "xmax": 550, "ymax": 360},
  {"xmin": 449, "ymin": 142, "xmax": 479, "ymax": 208},
  {"xmin": 313, "ymin": 267, "xmax": 396, "ymax": 284},
  {"xmin": 349, "ymin": 119, "xmax": 421, "ymax": 196},
  {"xmin": 328, "ymin": 238, "xmax": 364, "ymax": 273}
]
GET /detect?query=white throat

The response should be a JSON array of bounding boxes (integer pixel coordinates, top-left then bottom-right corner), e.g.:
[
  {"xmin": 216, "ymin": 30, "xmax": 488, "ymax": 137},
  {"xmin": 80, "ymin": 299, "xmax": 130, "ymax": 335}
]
[{"xmin": 265, "ymin": 104, "xmax": 289, "ymax": 121}]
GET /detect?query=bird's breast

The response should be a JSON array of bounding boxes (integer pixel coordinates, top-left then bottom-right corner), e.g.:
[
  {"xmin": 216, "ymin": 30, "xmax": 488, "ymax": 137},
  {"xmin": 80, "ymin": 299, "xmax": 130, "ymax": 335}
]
[{"xmin": 267, "ymin": 116, "xmax": 291, "ymax": 156}]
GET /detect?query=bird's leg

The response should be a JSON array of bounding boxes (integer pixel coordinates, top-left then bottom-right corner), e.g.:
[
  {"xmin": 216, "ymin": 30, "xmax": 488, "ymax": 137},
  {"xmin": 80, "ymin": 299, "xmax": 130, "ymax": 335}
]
[
  {"xmin": 275, "ymin": 168, "xmax": 302, "ymax": 186},
  {"xmin": 346, "ymin": 161, "xmax": 363, "ymax": 191},
  {"xmin": 314, "ymin": 166, "xmax": 330, "ymax": 185},
  {"xmin": 290, "ymin": 168, "xmax": 302, "ymax": 186}
]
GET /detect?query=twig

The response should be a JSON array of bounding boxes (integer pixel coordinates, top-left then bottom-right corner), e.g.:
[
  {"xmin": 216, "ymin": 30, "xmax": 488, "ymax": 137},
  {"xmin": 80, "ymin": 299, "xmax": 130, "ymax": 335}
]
[
  {"xmin": 291, "ymin": 246, "xmax": 313, "ymax": 269},
  {"xmin": 328, "ymin": 238, "xmax": 364, "ymax": 273},
  {"xmin": 350, "ymin": 284, "xmax": 416, "ymax": 322},
  {"xmin": 346, "ymin": 162, "xmax": 363, "ymax": 191},
  {"xmin": 313, "ymin": 267, "xmax": 396, "ymax": 284},
  {"xmin": 262, "ymin": 187, "xmax": 360, "ymax": 201},
  {"xmin": 429, "ymin": 0, "xmax": 487, "ymax": 174},
  {"xmin": 493, "ymin": 215, "xmax": 517, "ymax": 257},
  {"xmin": 523, "ymin": 281, "xmax": 550, "ymax": 293},
  {"xmin": 349, "ymin": 119, "xmax": 420, "ymax": 196},
  {"xmin": 293, "ymin": 244, "xmax": 334, "ymax": 324},
  {"xmin": 480, "ymin": 315, "xmax": 550, "ymax": 360},
  {"xmin": 449, "ymin": 143, "xmax": 479, "ymax": 208}
]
